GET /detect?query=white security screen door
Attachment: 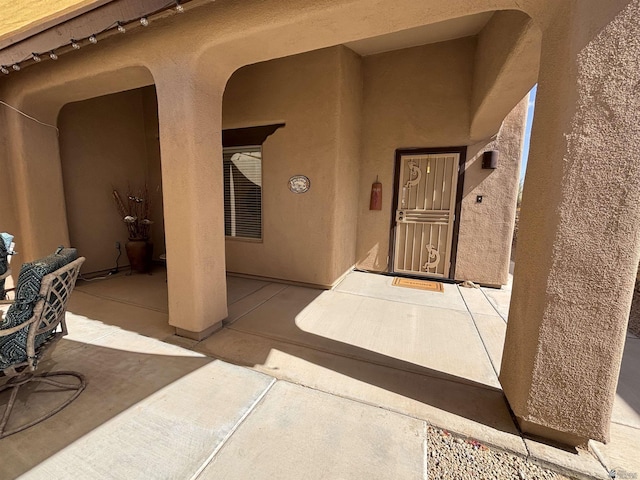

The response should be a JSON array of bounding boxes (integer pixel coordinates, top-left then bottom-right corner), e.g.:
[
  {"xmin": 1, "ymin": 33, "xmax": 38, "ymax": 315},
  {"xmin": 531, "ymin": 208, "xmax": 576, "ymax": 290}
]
[{"xmin": 393, "ymin": 153, "xmax": 460, "ymax": 278}]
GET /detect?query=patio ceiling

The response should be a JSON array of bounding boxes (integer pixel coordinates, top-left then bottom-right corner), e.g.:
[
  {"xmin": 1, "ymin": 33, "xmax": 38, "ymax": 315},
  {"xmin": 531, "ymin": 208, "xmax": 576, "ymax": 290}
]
[{"xmin": 344, "ymin": 11, "xmax": 493, "ymax": 56}]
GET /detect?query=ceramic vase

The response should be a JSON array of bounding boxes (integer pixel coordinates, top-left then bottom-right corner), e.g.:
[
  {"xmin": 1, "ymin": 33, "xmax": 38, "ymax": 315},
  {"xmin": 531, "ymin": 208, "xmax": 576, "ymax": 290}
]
[{"xmin": 125, "ymin": 239, "xmax": 153, "ymax": 273}]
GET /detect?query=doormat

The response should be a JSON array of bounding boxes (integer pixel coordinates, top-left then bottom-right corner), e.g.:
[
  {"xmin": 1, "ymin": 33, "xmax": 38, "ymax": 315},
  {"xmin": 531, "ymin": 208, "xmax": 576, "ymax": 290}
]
[{"xmin": 392, "ymin": 277, "xmax": 444, "ymax": 293}]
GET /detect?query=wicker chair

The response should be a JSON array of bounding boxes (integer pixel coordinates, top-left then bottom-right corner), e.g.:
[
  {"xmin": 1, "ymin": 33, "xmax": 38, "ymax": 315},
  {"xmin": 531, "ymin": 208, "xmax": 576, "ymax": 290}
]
[{"xmin": 0, "ymin": 248, "xmax": 85, "ymax": 439}]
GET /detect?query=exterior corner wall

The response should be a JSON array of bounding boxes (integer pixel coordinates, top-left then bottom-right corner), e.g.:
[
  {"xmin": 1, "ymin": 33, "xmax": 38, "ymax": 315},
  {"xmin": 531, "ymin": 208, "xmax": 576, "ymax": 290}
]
[
  {"xmin": 454, "ymin": 93, "xmax": 528, "ymax": 286},
  {"xmin": 141, "ymin": 86, "xmax": 166, "ymax": 260},
  {"xmin": 331, "ymin": 46, "xmax": 363, "ymax": 281},
  {"xmin": 355, "ymin": 38, "xmax": 475, "ymax": 273}
]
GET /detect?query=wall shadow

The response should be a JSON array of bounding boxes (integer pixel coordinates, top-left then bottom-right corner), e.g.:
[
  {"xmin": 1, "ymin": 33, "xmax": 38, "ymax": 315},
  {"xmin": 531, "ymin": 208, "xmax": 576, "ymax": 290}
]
[
  {"xmin": 215, "ymin": 286, "xmax": 519, "ymax": 439},
  {"xmin": 64, "ymin": 273, "xmax": 522, "ymax": 445},
  {"xmin": 0, "ymin": 339, "xmax": 212, "ymax": 478}
]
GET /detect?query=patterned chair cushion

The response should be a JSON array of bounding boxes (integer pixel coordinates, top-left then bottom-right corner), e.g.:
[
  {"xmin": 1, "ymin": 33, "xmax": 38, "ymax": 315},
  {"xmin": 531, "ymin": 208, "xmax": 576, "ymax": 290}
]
[
  {"xmin": 0, "ymin": 239, "xmax": 7, "ymax": 298},
  {"xmin": 0, "ymin": 248, "xmax": 78, "ymax": 370}
]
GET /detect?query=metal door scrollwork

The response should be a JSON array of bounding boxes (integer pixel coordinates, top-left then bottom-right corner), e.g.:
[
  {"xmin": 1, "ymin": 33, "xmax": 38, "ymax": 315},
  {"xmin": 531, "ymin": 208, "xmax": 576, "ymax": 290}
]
[
  {"xmin": 423, "ymin": 244, "xmax": 440, "ymax": 271},
  {"xmin": 401, "ymin": 161, "xmax": 422, "ymax": 207}
]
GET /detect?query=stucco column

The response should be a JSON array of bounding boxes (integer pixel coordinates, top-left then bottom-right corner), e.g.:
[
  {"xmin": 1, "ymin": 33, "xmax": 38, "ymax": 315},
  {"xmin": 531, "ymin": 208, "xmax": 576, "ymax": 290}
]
[
  {"xmin": 500, "ymin": 1, "xmax": 640, "ymax": 446},
  {"xmin": 154, "ymin": 64, "xmax": 228, "ymax": 339}
]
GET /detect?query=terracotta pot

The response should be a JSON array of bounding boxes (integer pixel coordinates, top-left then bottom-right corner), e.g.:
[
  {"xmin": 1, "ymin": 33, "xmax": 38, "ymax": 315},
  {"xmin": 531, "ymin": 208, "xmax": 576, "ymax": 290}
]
[{"xmin": 125, "ymin": 239, "xmax": 153, "ymax": 273}]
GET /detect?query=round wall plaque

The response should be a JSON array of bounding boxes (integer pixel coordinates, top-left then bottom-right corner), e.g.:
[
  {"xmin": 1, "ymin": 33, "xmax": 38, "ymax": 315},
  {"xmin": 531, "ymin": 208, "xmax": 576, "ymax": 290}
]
[{"xmin": 288, "ymin": 175, "xmax": 310, "ymax": 194}]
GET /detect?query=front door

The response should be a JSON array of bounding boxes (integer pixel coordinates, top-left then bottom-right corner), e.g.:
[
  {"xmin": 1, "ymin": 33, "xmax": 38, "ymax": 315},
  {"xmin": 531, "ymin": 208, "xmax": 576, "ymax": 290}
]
[{"xmin": 392, "ymin": 152, "xmax": 460, "ymax": 278}]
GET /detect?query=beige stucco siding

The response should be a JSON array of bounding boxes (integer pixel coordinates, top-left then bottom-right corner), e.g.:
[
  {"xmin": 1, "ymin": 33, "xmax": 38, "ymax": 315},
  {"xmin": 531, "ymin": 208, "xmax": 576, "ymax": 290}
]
[
  {"xmin": 4, "ymin": 33, "xmax": 526, "ymax": 288},
  {"xmin": 58, "ymin": 86, "xmax": 163, "ymax": 274},
  {"xmin": 355, "ymin": 37, "xmax": 475, "ymax": 272},
  {"xmin": 332, "ymin": 46, "xmax": 363, "ymax": 280},
  {"xmin": 0, "ymin": 107, "xmax": 20, "ymax": 288},
  {"xmin": 222, "ymin": 47, "xmax": 359, "ymax": 286},
  {"xmin": 500, "ymin": 0, "xmax": 640, "ymax": 445},
  {"xmin": 454, "ymin": 95, "xmax": 527, "ymax": 286},
  {"xmin": 470, "ymin": 10, "xmax": 540, "ymax": 140},
  {"xmin": 0, "ymin": 111, "xmax": 18, "ymax": 237},
  {"xmin": 141, "ymin": 87, "xmax": 166, "ymax": 261},
  {"xmin": 221, "ymin": 38, "xmax": 523, "ymax": 287}
]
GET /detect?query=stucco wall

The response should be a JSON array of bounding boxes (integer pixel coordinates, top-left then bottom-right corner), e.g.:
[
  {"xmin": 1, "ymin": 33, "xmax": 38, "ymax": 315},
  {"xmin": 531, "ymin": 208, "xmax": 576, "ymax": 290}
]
[
  {"xmin": 500, "ymin": 1, "xmax": 640, "ymax": 445},
  {"xmin": 223, "ymin": 39, "xmax": 524, "ymax": 287},
  {"xmin": 222, "ymin": 46, "xmax": 360, "ymax": 286},
  {"xmin": 470, "ymin": 10, "xmax": 540, "ymax": 140},
  {"xmin": 355, "ymin": 38, "xmax": 475, "ymax": 273},
  {"xmin": 0, "ymin": 0, "xmax": 543, "ymax": 337},
  {"xmin": 0, "ymin": 108, "xmax": 19, "ymax": 287},
  {"xmin": 332, "ymin": 47, "xmax": 363, "ymax": 280},
  {"xmin": 0, "ymin": 110, "xmax": 18, "ymax": 239},
  {"xmin": 58, "ymin": 86, "xmax": 163, "ymax": 273},
  {"xmin": 141, "ymin": 87, "xmax": 166, "ymax": 259},
  {"xmin": 454, "ymin": 94, "xmax": 528, "ymax": 286}
]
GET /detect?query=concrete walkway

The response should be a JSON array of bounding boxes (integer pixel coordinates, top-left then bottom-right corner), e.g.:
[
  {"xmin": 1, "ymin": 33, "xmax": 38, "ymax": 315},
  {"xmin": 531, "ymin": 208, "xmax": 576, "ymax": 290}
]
[{"xmin": 0, "ymin": 269, "xmax": 637, "ymax": 479}]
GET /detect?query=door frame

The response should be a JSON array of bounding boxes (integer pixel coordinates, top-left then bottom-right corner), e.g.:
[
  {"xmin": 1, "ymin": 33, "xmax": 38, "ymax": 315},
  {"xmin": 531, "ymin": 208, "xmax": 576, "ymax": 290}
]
[{"xmin": 388, "ymin": 146, "xmax": 467, "ymax": 280}]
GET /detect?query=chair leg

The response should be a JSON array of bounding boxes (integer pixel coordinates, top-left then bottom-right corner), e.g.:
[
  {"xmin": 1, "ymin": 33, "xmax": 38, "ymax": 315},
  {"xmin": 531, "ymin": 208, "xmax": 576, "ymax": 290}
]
[
  {"xmin": 0, "ymin": 385, "xmax": 20, "ymax": 435},
  {"xmin": 0, "ymin": 371, "xmax": 86, "ymax": 439}
]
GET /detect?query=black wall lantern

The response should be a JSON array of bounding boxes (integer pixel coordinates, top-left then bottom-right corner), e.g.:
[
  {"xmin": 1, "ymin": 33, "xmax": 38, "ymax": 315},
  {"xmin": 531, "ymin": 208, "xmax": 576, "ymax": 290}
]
[{"xmin": 482, "ymin": 150, "xmax": 498, "ymax": 169}]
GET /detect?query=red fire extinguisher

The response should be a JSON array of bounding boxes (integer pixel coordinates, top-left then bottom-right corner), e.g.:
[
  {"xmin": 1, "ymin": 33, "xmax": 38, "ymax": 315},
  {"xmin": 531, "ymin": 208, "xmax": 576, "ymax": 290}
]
[{"xmin": 370, "ymin": 176, "xmax": 382, "ymax": 210}]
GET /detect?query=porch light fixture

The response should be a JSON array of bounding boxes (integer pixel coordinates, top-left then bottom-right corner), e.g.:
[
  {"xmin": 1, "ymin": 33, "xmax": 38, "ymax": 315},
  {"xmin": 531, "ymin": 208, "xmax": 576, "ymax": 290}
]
[
  {"xmin": 71, "ymin": 40, "xmax": 81, "ymax": 50},
  {"xmin": 117, "ymin": 22, "xmax": 126, "ymax": 33},
  {"xmin": 1, "ymin": 66, "xmax": 9, "ymax": 75},
  {"xmin": 369, "ymin": 176, "xmax": 382, "ymax": 210},
  {"xmin": 140, "ymin": 17, "xmax": 149, "ymax": 26},
  {"xmin": 175, "ymin": 1, "xmax": 185, "ymax": 13},
  {"xmin": 11, "ymin": 64, "xmax": 20, "ymax": 71},
  {"xmin": 49, "ymin": 51, "xmax": 58, "ymax": 60},
  {"xmin": 482, "ymin": 150, "xmax": 499, "ymax": 169},
  {"xmin": 88, "ymin": 35, "xmax": 98, "ymax": 44},
  {"xmin": 32, "ymin": 53, "xmax": 41, "ymax": 63}
]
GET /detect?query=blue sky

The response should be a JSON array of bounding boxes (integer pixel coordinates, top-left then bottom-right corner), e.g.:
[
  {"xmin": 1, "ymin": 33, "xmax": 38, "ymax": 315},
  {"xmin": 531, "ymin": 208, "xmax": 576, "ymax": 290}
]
[{"xmin": 520, "ymin": 84, "xmax": 537, "ymax": 181}]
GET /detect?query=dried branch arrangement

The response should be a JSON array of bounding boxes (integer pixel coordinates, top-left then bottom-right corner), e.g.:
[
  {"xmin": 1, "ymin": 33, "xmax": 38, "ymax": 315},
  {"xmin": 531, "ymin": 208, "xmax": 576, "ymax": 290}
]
[{"xmin": 112, "ymin": 186, "xmax": 153, "ymax": 240}]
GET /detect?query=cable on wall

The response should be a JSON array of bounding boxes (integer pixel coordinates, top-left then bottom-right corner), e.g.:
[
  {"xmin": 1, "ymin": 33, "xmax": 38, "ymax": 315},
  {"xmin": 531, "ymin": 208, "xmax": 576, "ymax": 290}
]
[{"xmin": 0, "ymin": 100, "xmax": 59, "ymax": 135}]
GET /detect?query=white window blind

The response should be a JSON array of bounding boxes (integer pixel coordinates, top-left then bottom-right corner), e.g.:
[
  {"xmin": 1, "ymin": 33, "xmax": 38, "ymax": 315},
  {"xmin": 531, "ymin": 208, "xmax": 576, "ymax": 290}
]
[{"xmin": 223, "ymin": 146, "xmax": 262, "ymax": 240}]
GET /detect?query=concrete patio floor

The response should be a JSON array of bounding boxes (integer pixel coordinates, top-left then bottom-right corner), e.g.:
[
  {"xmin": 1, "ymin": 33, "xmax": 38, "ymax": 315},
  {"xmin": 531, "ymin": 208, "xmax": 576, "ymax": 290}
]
[{"xmin": 0, "ymin": 268, "xmax": 638, "ymax": 479}]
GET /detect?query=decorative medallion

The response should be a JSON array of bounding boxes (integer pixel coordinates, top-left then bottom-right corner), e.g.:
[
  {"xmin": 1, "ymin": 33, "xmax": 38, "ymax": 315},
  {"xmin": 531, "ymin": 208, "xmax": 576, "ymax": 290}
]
[{"xmin": 288, "ymin": 175, "xmax": 310, "ymax": 194}]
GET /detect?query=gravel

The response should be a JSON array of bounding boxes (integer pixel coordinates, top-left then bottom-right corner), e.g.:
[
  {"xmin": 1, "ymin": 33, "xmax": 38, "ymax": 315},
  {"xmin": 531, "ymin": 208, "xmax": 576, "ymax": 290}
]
[{"xmin": 427, "ymin": 426, "xmax": 573, "ymax": 480}]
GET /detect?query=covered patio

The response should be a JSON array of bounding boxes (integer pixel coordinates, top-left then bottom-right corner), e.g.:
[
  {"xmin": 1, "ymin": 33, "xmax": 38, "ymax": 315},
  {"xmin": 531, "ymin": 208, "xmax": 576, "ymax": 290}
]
[
  {"xmin": 1, "ymin": 268, "xmax": 637, "ymax": 478},
  {"xmin": 1, "ymin": 0, "xmax": 640, "ymax": 468}
]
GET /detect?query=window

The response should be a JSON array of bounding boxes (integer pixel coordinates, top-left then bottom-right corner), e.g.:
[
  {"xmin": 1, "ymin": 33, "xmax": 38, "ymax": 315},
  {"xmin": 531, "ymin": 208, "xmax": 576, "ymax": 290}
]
[{"xmin": 223, "ymin": 146, "xmax": 262, "ymax": 240}]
